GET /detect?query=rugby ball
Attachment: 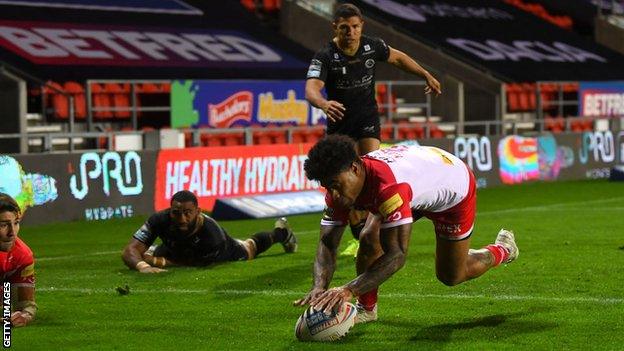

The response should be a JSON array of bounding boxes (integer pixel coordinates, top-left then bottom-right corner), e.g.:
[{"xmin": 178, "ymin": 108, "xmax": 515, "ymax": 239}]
[{"xmin": 294, "ymin": 302, "xmax": 357, "ymax": 342}]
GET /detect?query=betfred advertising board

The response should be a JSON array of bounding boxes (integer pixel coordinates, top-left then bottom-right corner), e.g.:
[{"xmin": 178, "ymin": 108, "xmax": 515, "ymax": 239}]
[
  {"xmin": 154, "ymin": 143, "xmax": 320, "ymax": 211},
  {"xmin": 0, "ymin": 20, "xmax": 305, "ymax": 68},
  {"xmin": 579, "ymin": 81, "xmax": 624, "ymax": 117}
]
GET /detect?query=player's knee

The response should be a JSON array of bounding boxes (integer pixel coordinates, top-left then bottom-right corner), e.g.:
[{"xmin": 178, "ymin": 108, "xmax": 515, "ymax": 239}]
[{"xmin": 436, "ymin": 271, "xmax": 465, "ymax": 286}]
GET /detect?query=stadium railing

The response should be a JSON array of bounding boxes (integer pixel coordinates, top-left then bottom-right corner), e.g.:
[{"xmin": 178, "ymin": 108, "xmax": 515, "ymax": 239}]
[{"xmin": 0, "ymin": 115, "xmax": 619, "ymax": 154}]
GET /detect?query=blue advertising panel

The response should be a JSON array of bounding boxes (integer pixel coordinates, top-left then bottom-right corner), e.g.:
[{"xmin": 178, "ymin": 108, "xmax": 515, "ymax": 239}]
[
  {"xmin": 171, "ymin": 80, "xmax": 327, "ymax": 128},
  {"xmin": 0, "ymin": 0, "xmax": 203, "ymax": 14},
  {"xmin": 579, "ymin": 81, "xmax": 624, "ymax": 117}
]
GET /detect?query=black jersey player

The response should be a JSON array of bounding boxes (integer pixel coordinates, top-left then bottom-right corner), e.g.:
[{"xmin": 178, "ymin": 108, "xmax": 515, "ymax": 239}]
[
  {"xmin": 305, "ymin": 3, "xmax": 441, "ymax": 155},
  {"xmin": 122, "ymin": 190, "xmax": 297, "ymax": 272}
]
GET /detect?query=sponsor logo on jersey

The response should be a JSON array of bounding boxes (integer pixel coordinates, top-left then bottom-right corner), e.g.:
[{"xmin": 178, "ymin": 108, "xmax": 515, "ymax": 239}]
[
  {"xmin": 20, "ymin": 263, "xmax": 34, "ymax": 278},
  {"xmin": 379, "ymin": 193, "xmax": 403, "ymax": 216},
  {"xmin": 364, "ymin": 44, "xmax": 371, "ymax": 51},
  {"xmin": 208, "ymin": 91, "xmax": 253, "ymax": 128},
  {"xmin": 365, "ymin": 58, "xmax": 375, "ymax": 68},
  {"xmin": 307, "ymin": 59, "xmax": 322, "ymax": 78},
  {"xmin": 387, "ymin": 211, "xmax": 402, "ymax": 222}
]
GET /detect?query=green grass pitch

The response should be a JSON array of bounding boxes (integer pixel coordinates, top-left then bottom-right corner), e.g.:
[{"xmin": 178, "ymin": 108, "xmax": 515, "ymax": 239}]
[{"xmin": 11, "ymin": 179, "xmax": 624, "ymax": 350}]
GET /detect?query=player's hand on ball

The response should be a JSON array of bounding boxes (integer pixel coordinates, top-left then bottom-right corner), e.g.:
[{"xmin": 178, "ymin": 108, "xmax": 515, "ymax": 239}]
[
  {"xmin": 10, "ymin": 311, "xmax": 33, "ymax": 327},
  {"xmin": 293, "ymin": 287, "xmax": 325, "ymax": 307},
  {"xmin": 138, "ymin": 265, "xmax": 167, "ymax": 273},
  {"xmin": 322, "ymin": 100, "xmax": 345, "ymax": 122},
  {"xmin": 310, "ymin": 287, "xmax": 353, "ymax": 314}
]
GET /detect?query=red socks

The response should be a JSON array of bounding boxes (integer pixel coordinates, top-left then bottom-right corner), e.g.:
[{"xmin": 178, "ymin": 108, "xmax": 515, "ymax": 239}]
[
  {"xmin": 357, "ymin": 288, "xmax": 378, "ymax": 310},
  {"xmin": 485, "ymin": 244, "xmax": 509, "ymax": 266}
]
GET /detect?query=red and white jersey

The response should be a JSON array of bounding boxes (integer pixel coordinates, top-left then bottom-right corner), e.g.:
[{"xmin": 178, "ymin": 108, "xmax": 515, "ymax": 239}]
[
  {"xmin": 322, "ymin": 145, "xmax": 470, "ymax": 229},
  {"xmin": 0, "ymin": 238, "xmax": 35, "ymax": 289}
]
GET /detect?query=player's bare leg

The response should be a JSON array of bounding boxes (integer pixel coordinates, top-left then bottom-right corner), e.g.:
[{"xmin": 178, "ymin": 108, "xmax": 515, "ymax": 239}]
[
  {"xmin": 356, "ymin": 137, "xmax": 380, "ymax": 155},
  {"xmin": 435, "ymin": 229, "xmax": 518, "ymax": 286},
  {"xmin": 354, "ymin": 214, "xmax": 382, "ymax": 323}
]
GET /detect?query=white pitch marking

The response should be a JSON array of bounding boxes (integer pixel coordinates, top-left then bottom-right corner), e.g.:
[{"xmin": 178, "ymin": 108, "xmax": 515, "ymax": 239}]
[
  {"xmin": 36, "ymin": 250, "xmax": 121, "ymax": 261},
  {"xmin": 477, "ymin": 197, "xmax": 624, "ymax": 216},
  {"xmin": 33, "ymin": 197, "xmax": 624, "ymax": 262},
  {"xmin": 37, "ymin": 287, "xmax": 622, "ymax": 305}
]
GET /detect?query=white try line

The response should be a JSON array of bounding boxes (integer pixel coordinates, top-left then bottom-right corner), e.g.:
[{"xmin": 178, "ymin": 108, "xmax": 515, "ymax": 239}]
[
  {"xmin": 37, "ymin": 250, "xmax": 121, "ymax": 262},
  {"xmin": 33, "ymin": 196, "xmax": 624, "ymax": 262},
  {"xmin": 36, "ymin": 287, "xmax": 622, "ymax": 305},
  {"xmin": 477, "ymin": 197, "xmax": 624, "ymax": 216}
]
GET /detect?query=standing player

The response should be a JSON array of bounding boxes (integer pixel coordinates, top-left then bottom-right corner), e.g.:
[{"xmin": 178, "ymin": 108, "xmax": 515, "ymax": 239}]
[
  {"xmin": 294, "ymin": 135, "xmax": 518, "ymax": 322},
  {"xmin": 305, "ymin": 3, "xmax": 441, "ymax": 155},
  {"xmin": 0, "ymin": 193, "xmax": 37, "ymax": 327},
  {"xmin": 305, "ymin": 2, "xmax": 442, "ymax": 251},
  {"xmin": 122, "ymin": 190, "xmax": 298, "ymax": 272}
]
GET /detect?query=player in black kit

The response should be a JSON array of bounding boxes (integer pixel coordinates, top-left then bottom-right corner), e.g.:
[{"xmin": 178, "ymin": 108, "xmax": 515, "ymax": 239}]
[
  {"xmin": 305, "ymin": 3, "xmax": 442, "ymax": 155},
  {"xmin": 122, "ymin": 190, "xmax": 297, "ymax": 273}
]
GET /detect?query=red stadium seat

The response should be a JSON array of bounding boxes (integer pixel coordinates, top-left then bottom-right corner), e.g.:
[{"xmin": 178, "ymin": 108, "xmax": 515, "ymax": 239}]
[
  {"xmin": 52, "ymin": 93, "xmax": 69, "ymax": 119},
  {"xmin": 380, "ymin": 123, "xmax": 393, "ymax": 140},
  {"xmin": 271, "ymin": 129, "xmax": 288, "ymax": 144},
  {"xmin": 61, "ymin": 81, "xmax": 87, "ymax": 119},
  {"xmin": 305, "ymin": 127, "xmax": 325, "ymax": 143},
  {"xmin": 105, "ymin": 83, "xmax": 131, "ymax": 119},
  {"xmin": 90, "ymin": 83, "xmax": 114, "ymax": 119},
  {"xmin": 201, "ymin": 133, "xmax": 223, "ymax": 147},
  {"xmin": 253, "ymin": 130, "xmax": 274, "ymax": 145},
  {"xmin": 291, "ymin": 130, "xmax": 306, "ymax": 143},
  {"xmin": 222, "ymin": 131, "xmax": 245, "ymax": 146},
  {"xmin": 398, "ymin": 121, "xmax": 424, "ymax": 140}
]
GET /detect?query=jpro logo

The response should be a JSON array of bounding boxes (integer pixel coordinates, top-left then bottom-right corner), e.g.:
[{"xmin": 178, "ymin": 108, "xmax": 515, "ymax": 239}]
[{"xmin": 69, "ymin": 151, "xmax": 143, "ymax": 200}]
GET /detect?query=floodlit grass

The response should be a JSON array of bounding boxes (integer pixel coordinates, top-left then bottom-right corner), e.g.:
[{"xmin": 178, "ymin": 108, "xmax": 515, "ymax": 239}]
[{"xmin": 12, "ymin": 179, "xmax": 624, "ymax": 350}]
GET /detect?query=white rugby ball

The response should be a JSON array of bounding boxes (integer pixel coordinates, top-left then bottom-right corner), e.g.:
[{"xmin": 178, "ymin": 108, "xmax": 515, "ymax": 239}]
[{"xmin": 294, "ymin": 302, "xmax": 357, "ymax": 342}]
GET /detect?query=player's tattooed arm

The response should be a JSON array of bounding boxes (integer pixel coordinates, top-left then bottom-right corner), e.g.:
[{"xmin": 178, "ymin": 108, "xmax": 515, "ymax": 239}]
[
  {"xmin": 294, "ymin": 225, "xmax": 346, "ymax": 306},
  {"xmin": 345, "ymin": 224, "xmax": 412, "ymax": 296},
  {"xmin": 313, "ymin": 225, "xmax": 346, "ymax": 289}
]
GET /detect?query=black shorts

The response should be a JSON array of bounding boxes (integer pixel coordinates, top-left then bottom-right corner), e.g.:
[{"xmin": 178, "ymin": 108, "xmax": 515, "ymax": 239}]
[{"xmin": 326, "ymin": 111, "xmax": 380, "ymax": 140}]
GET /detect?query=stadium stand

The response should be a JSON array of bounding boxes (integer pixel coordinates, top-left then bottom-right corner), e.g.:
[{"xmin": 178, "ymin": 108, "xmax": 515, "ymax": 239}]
[
  {"xmin": 0, "ymin": 0, "xmax": 623, "ymax": 154},
  {"xmin": 504, "ymin": 0, "xmax": 573, "ymax": 30}
]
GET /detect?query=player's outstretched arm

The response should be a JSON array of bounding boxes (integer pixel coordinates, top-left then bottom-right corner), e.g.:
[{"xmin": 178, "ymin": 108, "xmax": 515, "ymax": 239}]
[
  {"xmin": 305, "ymin": 79, "xmax": 345, "ymax": 122},
  {"xmin": 387, "ymin": 47, "xmax": 441, "ymax": 96},
  {"xmin": 122, "ymin": 238, "xmax": 167, "ymax": 273},
  {"xmin": 311, "ymin": 223, "xmax": 412, "ymax": 312},
  {"xmin": 11, "ymin": 286, "xmax": 36, "ymax": 327},
  {"xmin": 294, "ymin": 225, "xmax": 346, "ymax": 306}
]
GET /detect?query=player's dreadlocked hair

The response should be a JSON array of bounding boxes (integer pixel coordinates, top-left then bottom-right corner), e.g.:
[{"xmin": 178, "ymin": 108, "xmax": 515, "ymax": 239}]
[
  {"xmin": 171, "ymin": 190, "xmax": 198, "ymax": 206},
  {"xmin": 305, "ymin": 135, "xmax": 359, "ymax": 183},
  {"xmin": 0, "ymin": 193, "xmax": 21, "ymax": 216},
  {"xmin": 333, "ymin": 3, "xmax": 363, "ymax": 21}
]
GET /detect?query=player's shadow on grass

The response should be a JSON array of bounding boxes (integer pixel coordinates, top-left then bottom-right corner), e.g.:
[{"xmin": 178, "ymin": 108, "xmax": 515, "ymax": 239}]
[
  {"xmin": 409, "ymin": 312, "xmax": 557, "ymax": 344},
  {"xmin": 211, "ymin": 262, "xmax": 313, "ymax": 299}
]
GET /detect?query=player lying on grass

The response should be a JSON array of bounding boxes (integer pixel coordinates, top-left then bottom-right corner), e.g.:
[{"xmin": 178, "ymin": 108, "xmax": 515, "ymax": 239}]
[
  {"xmin": 122, "ymin": 190, "xmax": 298, "ymax": 273},
  {"xmin": 0, "ymin": 193, "xmax": 37, "ymax": 327},
  {"xmin": 294, "ymin": 135, "xmax": 519, "ymax": 323}
]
